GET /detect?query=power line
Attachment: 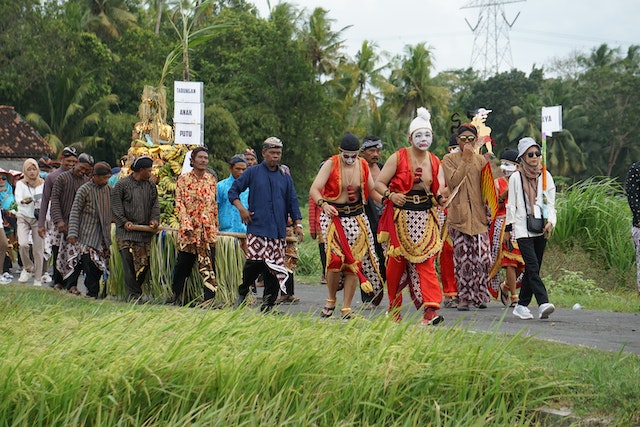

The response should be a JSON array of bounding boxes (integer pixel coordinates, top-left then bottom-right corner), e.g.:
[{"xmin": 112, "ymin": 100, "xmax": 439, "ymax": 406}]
[{"xmin": 462, "ymin": 0, "xmax": 525, "ymax": 77}]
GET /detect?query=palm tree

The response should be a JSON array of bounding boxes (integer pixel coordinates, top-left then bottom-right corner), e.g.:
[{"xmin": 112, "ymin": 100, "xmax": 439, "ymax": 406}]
[
  {"xmin": 25, "ymin": 75, "xmax": 118, "ymax": 155},
  {"xmin": 385, "ymin": 43, "xmax": 449, "ymax": 121},
  {"xmin": 301, "ymin": 7, "xmax": 350, "ymax": 80},
  {"xmin": 82, "ymin": 0, "xmax": 137, "ymax": 40},
  {"xmin": 338, "ymin": 41, "xmax": 388, "ymax": 128}
]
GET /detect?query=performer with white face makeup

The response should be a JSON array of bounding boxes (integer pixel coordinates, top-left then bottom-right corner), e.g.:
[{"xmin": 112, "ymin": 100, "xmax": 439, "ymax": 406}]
[
  {"xmin": 309, "ymin": 133, "xmax": 384, "ymax": 320},
  {"xmin": 375, "ymin": 107, "xmax": 447, "ymax": 326}
]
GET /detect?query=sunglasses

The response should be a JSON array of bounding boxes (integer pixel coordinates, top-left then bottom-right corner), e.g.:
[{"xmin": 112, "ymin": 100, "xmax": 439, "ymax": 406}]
[
  {"xmin": 458, "ymin": 135, "xmax": 476, "ymax": 143},
  {"xmin": 527, "ymin": 151, "xmax": 542, "ymax": 158},
  {"xmin": 0, "ymin": 176, "xmax": 6, "ymax": 180}
]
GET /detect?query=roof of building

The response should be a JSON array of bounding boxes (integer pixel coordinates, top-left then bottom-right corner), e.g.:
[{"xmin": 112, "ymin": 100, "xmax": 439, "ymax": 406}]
[{"xmin": 0, "ymin": 105, "xmax": 54, "ymax": 159}]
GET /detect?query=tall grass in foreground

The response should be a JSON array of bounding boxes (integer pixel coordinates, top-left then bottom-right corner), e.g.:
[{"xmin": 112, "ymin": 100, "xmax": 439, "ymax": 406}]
[
  {"xmin": 0, "ymin": 287, "xmax": 589, "ymax": 427},
  {"xmin": 553, "ymin": 177, "xmax": 634, "ymax": 282}
]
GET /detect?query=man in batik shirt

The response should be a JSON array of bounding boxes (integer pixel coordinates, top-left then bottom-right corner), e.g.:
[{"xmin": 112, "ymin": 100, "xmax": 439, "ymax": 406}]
[
  {"xmin": 67, "ymin": 162, "xmax": 112, "ymax": 299},
  {"xmin": 230, "ymin": 137, "xmax": 303, "ymax": 314},
  {"xmin": 170, "ymin": 146, "xmax": 219, "ymax": 307}
]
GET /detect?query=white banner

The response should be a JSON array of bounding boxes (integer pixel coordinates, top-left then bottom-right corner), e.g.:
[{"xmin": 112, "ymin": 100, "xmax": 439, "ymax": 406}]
[
  {"xmin": 174, "ymin": 102, "xmax": 204, "ymax": 125},
  {"xmin": 541, "ymin": 105, "xmax": 562, "ymax": 135},
  {"xmin": 174, "ymin": 81, "xmax": 203, "ymax": 103},
  {"xmin": 174, "ymin": 123, "xmax": 204, "ymax": 145}
]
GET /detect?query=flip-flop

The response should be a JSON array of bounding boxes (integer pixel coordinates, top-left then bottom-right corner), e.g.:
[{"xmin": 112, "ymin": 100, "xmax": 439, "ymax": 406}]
[{"xmin": 499, "ymin": 282, "xmax": 509, "ymax": 306}]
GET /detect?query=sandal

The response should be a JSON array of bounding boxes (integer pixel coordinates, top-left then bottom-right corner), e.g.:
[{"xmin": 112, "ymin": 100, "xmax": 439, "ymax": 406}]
[
  {"xmin": 509, "ymin": 295, "xmax": 519, "ymax": 308},
  {"xmin": 69, "ymin": 286, "xmax": 81, "ymax": 296},
  {"xmin": 277, "ymin": 295, "xmax": 300, "ymax": 304},
  {"xmin": 320, "ymin": 298, "xmax": 336, "ymax": 318},
  {"xmin": 499, "ymin": 282, "xmax": 509, "ymax": 307},
  {"xmin": 444, "ymin": 297, "xmax": 459, "ymax": 309},
  {"xmin": 341, "ymin": 307, "xmax": 355, "ymax": 320}
]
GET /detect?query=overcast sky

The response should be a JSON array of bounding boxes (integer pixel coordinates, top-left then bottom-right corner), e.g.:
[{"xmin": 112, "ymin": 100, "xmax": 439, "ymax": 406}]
[{"xmin": 248, "ymin": 0, "xmax": 639, "ymax": 75}]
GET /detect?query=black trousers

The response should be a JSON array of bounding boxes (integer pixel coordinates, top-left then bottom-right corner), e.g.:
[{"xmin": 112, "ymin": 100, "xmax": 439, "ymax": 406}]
[
  {"xmin": 516, "ymin": 235, "xmax": 549, "ymax": 306},
  {"xmin": 81, "ymin": 253, "xmax": 102, "ymax": 298},
  {"xmin": 239, "ymin": 260, "xmax": 279, "ymax": 310},
  {"xmin": 51, "ymin": 245, "xmax": 63, "ymax": 286},
  {"xmin": 63, "ymin": 258, "xmax": 83, "ymax": 291},
  {"xmin": 172, "ymin": 249, "xmax": 216, "ymax": 305},
  {"xmin": 120, "ymin": 248, "xmax": 149, "ymax": 299}
]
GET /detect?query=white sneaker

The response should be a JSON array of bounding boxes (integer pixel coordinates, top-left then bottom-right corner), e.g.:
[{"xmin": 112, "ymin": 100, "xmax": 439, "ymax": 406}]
[
  {"xmin": 539, "ymin": 303, "xmax": 555, "ymax": 319},
  {"xmin": 2, "ymin": 272, "xmax": 13, "ymax": 280},
  {"xmin": 513, "ymin": 304, "xmax": 534, "ymax": 320},
  {"xmin": 33, "ymin": 280, "xmax": 42, "ymax": 287},
  {"xmin": 18, "ymin": 269, "xmax": 31, "ymax": 283},
  {"xmin": 41, "ymin": 273, "xmax": 52, "ymax": 283},
  {"xmin": 0, "ymin": 276, "xmax": 11, "ymax": 285}
]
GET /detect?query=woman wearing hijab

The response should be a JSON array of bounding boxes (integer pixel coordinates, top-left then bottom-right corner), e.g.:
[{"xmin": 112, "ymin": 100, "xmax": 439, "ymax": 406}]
[
  {"xmin": 14, "ymin": 159, "xmax": 45, "ymax": 286},
  {"xmin": 504, "ymin": 137, "xmax": 556, "ymax": 320}
]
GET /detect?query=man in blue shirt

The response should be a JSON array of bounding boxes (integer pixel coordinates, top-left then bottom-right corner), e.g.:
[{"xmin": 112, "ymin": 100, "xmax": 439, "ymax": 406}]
[
  {"xmin": 217, "ymin": 155, "xmax": 248, "ymax": 233},
  {"xmin": 229, "ymin": 137, "xmax": 303, "ymax": 313}
]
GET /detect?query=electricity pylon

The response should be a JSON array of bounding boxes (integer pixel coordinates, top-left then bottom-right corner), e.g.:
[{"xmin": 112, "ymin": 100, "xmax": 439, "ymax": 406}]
[{"xmin": 461, "ymin": 0, "xmax": 525, "ymax": 77}]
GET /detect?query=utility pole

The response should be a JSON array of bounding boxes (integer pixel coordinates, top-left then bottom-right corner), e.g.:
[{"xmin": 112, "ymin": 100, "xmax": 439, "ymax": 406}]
[{"xmin": 462, "ymin": 0, "xmax": 525, "ymax": 78}]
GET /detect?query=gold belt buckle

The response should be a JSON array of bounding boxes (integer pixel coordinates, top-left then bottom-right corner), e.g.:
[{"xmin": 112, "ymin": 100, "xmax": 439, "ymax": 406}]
[
  {"xmin": 412, "ymin": 195, "xmax": 421, "ymax": 204},
  {"xmin": 344, "ymin": 205, "xmax": 351, "ymax": 214}
]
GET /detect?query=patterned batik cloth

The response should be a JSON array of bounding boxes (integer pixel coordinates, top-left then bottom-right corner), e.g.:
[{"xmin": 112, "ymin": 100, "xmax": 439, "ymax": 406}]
[
  {"xmin": 285, "ymin": 225, "xmax": 299, "ymax": 273},
  {"xmin": 57, "ymin": 241, "xmax": 109, "ymax": 279},
  {"xmin": 383, "ymin": 208, "xmax": 442, "ymax": 310},
  {"xmin": 319, "ymin": 212, "xmax": 384, "ymax": 296},
  {"xmin": 179, "ymin": 242, "xmax": 217, "ymax": 293},
  {"xmin": 449, "ymin": 227, "xmax": 491, "ymax": 306},
  {"xmin": 117, "ymin": 238, "xmax": 152, "ymax": 280},
  {"xmin": 488, "ymin": 215, "xmax": 525, "ymax": 298},
  {"xmin": 246, "ymin": 234, "xmax": 289, "ymax": 293}
]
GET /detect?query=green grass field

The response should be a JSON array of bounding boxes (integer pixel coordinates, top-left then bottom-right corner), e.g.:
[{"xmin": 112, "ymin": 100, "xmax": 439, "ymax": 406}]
[{"xmin": 1, "ymin": 285, "xmax": 638, "ymax": 426}]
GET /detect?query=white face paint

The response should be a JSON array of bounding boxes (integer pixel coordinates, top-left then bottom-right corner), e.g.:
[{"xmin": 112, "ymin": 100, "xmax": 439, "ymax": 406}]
[
  {"xmin": 411, "ymin": 130, "xmax": 433, "ymax": 151},
  {"xmin": 341, "ymin": 151, "xmax": 358, "ymax": 165},
  {"xmin": 500, "ymin": 161, "xmax": 517, "ymax": 177}
]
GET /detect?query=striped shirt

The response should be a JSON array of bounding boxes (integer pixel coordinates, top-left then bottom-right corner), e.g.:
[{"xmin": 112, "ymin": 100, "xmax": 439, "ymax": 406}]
[
  {"xmin": 68, "ymin": 181, "xmax": 112, "ymax": 250},
  {"xmin": 38, "ymin": 167, "xmax": 66, "ymax": 228},
  {"xmin": 111, "ymin": 174, "xmax": 160, "ymax": 243},
  {"xmin": 50, "ymin": 170, "xmax": 89, "ymax": 225}
]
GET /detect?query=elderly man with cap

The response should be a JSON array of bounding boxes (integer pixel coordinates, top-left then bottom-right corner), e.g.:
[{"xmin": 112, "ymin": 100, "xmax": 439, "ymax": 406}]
[
  {"xmin": 504, "ymin": 137, "xmax": 556, "ymax": 320},
  {"xmin": 170, "ymin": 146, "xmax": 219, "ymax": 307},
  {"xmin": 309, "ymin": 133, "xmax": 383, "ymax": 320},
  {"xmin": 441, "ymin": 123, "xmax": 491, "ymax": 311},
  {"xmin": 111, "ymin": 156, "xmax": 160, "ymax": 301},
  {"xmin": 67, "ymin": 162, "xmax": 112, "ymax": 299},
  {"xmin": 50, "ymin": 153, "xmax": 94, "ymax": 294},
  {"xmin": 375, "ymin": 108, "xmax": 447, "ymax": 325},
  {"xmin": 242, "ymin": 148, "xmax": 258, "ymax": 167},
  {"xmin": 217, "ymin": 155, "xmax": 249, "ymax": 233},
  {"xmin": 37, "ymin": 146, "xmax": 79, "ymax": 286},
  {"xmin": 230, "ymin": 137, "xmax": 303, "ymax": 314},
  {"xmin": 360, "ymin": 135, "xmax": 386, "ymax": 306}
]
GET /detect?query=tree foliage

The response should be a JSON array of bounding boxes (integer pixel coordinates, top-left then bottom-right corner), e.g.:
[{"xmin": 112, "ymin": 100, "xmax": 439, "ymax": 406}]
[{"xmin": 0, "ymin": 3, "xmax": 638, "ymax": 189}]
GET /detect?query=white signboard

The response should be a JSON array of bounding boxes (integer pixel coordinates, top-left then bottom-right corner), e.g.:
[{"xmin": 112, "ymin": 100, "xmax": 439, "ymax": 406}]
[
  {"xmin": 174, "ymin": 102, "xmax": 204, "ymax": 125},
  {"xmin": 174, "ymin": 81, "xmax": 203, "ymax": 103},
  {"xmin": 174, "ymin": 123, "xmax": 204, "ymax": 145},
  {"xmin": 541, "ymin": 105, "xmax": 562, "ymax": 135}
]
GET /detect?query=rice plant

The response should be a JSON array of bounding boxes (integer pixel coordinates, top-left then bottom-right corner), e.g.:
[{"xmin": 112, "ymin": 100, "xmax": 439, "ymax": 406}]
[
  {"xmin": 0, "ymin": 286, "xmax": 582, "ymax": 426},
  {"xmin": 553, "ymin": 177, "xmax": 635, "ymax": 280}
]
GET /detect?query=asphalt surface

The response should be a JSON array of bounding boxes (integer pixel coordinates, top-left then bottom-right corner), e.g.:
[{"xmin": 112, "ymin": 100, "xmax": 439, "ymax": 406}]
[{"xmin": 274, "ymin": 282, "xmax": 640, "ymax": 355}]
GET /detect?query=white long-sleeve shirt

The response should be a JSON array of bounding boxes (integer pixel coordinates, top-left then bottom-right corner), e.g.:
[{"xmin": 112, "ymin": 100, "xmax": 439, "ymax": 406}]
[
  {"xmin": 14, "ymin": 180, "xmax": 44, "ymax": 219},
  {"xmin": 505, "ymin": 170, "xmax": 556, "ymax": 239}
]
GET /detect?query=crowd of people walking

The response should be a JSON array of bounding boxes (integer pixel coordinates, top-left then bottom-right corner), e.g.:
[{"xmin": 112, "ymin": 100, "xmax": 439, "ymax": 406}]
[{"xmin": 1, "ymin": 110, "xmax": 568, "ymax": 324}]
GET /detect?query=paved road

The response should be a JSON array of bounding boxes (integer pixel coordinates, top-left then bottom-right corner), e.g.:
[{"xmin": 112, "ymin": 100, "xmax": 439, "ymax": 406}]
[{"xmin": 273, "ymin": 283, "xmax": 640, "ymax": 355}]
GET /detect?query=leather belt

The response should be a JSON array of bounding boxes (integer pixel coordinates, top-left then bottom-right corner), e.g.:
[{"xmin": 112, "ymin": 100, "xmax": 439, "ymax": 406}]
[
  {"xmin": 399, "ymin": 191, "xmax": 433, "ymax": 211},
  {"xmin": 332, "ymin": 203, "xmax": 364, "ymax": 217}
]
